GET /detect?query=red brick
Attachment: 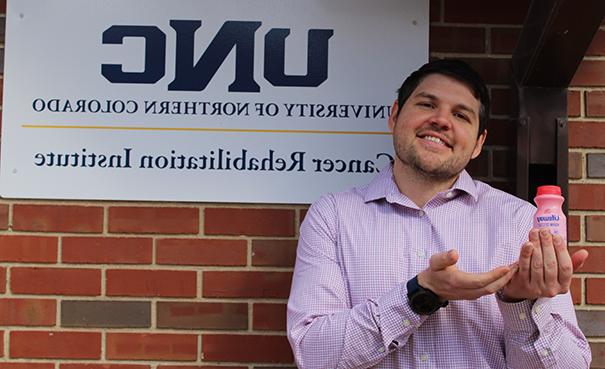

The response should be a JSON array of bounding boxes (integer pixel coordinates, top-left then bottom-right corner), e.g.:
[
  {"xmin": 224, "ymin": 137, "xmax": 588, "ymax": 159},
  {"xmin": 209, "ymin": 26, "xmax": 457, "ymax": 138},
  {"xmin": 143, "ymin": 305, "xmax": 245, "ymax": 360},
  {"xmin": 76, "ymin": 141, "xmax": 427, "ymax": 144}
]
[
  {"xmin": 569, "ymin": 247, "xmax": 605, "ymax": 273},
  {"xmin": 586, "ymin": 91, "xmax": 605, "ymax": 117},
  {"xmin": 157, "ymin": 302, "xmax": 247, "ymax": 330},
  {"xmin": 490, "ymin": 28, "xmax": 520, "ymax": 54},
  {"xmin": 0, "ymin": 204, "xmax": 8, "ymax": 230},
  {"xmin": 0, "ymin": 1, "xmax": 4, "ymax": 14},
  {"xmin": 106, "ymin": 269, "xmax": 196, "ymax": 297},
  {"xmin": 0, "ymin": 235, "xmax": 57, "ymax": 263},
  {"xmin": 0, "ymin": 267, "xmax": 5, "ymax": 294},
  {"xmin": 568, "ymin": 152, "xmax": 583, "ymax": 180},
  {"xmin": 0, "ymin": 330, "xmax": 2, "ymax": 357},
  {"xmin": 458, "ymin": 57, "xmax": 511, "ymax": 85},
  {"xmin": 11, "ymin": 267, "xmax": 101, "ymax": 296},
  {"xmin": 12, "ymin": 205, "xmax": 103, "ymax": 233},
  {"xmin": 202, "ymin": 335, "xmax": 293, "ymax": 363},
  {"xmin": 0, "ymin": 364, "xmax": 55, "ymax": 369},
  {"xmin": 587, "ymin": 29, "xmax": 605, "ymax": 56},
  {"xmin": 444, "ymin": 0, "xmax": 529, "ymax": 24},
  {"xmin": 569, "ymin": 121, "xmax": 605, "ymax": 148},
  {"xmin": 62, "ymin": 237, "xmax": 152, "ymax": 264},
  {"xmin": 591, "ymin": 342, "xmax": 605, "ymax": 368},
  {"xmin": 587, "ymin": 216, "xmax": 605, "ymax": 241},
  {"xmin": 587, "ymin": 278, "xmax": 605, "ymax": 304},
  {"xmin": 252, "ymin": 239, "xmax": 297, "ymax": 267},
  {"xmin": 0, "ymin": 298, "xmax": 55, "ymax": 326},
  {"xmin": 485, "ymin": 119, "xmax": 516, "ymax": 146},
  {"xmin": 203, "ymin": 271, "xmax": 291, "ymax": 298},
  {"xmin": 108, "ymin": 207, "xmax": 199, "ymax": 234},
  {"xmin": 10, "ymin": 331, "xmax": 101, "ymax": 359},
  {"xmin": 429, "ymin": 26, "xmax": 485, "ymax": 53},
  {"xmin": 568, "ymin": 215, "xmax": 581, "ymax": 242},
  {"xmin": 106, "ymin": 333, "xmax": 197, "ymax": 361},
  {"xmin": 158, "ymin": 366, "xmax": 245, "ymax": 369},
  {"xmin": 61, "ymin": 365, "xmax": 150, "ymax": 369},
  {"xmin": 253, "ymin": 303, "xmax": 286, "ymax": 331},
  {"xmin": 571, "ymin": 60, "xmax": 605, "ymax": 86},
  {"xmin": 569, "ymin": 184, "xmax": 605, "ymax": 210},
  {"xmin": 567, "ymin": 90, "xmax": 581, "ymax": 117},
  {"xmin": 157, "ymin": 238, "xmax": 246, "ymax": 266},
  {"xmin": 570, "ymin": 278, "xmax": 581, "ymax": 305},
  {"xmin": 205, "ymin": 208, "xmax": 295, "ymax": 237},
  {"xmin": 490, "ymin": 88, "xmax": 512, "ymax": 116}
]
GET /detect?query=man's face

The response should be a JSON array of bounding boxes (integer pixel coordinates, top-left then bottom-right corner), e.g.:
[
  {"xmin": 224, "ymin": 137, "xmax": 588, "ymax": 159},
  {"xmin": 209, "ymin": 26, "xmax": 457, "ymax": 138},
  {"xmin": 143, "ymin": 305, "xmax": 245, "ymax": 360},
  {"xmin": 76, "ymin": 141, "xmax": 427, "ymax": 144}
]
[{"xmin": 388, "ymin": 73, "xmax": 486, "ymax": 181}]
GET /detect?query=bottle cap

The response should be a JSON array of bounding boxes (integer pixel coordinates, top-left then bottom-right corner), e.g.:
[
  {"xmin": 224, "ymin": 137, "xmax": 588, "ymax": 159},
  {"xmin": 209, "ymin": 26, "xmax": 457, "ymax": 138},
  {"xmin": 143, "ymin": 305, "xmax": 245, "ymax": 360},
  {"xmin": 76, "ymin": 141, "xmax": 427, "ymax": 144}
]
[{"xmin": 536, "ymin": 185, "xmax": 561, "ymax": 196}]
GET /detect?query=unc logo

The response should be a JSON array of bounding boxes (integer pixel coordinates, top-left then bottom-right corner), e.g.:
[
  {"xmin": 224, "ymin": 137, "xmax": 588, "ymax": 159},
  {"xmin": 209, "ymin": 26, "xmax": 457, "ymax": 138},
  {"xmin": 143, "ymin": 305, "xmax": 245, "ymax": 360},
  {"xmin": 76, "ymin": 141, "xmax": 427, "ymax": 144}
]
[{"xmin": 101, "ymin": 20, "xmax": 334, "ymax": 92}]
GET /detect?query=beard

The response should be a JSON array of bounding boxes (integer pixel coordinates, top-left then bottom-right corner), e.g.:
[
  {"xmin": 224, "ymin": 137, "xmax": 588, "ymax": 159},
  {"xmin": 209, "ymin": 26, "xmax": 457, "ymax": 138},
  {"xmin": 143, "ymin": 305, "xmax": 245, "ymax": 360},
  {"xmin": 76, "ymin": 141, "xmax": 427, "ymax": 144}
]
[{"xmin": 393, "ymin": 136, "xmax": 471, "ymax": 182}]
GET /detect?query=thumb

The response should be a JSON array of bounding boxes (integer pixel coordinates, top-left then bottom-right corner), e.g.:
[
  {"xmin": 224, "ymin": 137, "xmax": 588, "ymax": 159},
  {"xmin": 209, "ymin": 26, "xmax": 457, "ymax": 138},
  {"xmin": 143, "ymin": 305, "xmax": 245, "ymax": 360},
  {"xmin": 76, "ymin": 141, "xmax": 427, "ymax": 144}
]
[
  {"xmin": 571, "ymin": 249, "xmax": 589, "ymax": 272},
  {"xmin": 430, "ymin": 249, "xmax": 459, "ymax": 271}
]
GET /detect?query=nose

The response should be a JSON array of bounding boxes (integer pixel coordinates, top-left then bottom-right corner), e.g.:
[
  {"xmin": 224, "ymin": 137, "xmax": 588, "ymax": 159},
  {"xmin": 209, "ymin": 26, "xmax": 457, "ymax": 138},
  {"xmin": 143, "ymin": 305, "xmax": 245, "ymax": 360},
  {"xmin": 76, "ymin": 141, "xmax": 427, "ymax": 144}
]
[{"xmin": 429, "ymin": 107, "xmax": 452, "ymax": 130}]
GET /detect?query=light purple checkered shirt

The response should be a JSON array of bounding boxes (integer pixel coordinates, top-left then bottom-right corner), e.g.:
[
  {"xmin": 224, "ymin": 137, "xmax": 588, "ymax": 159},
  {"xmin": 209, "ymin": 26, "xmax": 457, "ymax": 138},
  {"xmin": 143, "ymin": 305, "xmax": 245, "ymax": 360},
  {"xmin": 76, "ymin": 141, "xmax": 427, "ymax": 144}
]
[{"xmin": 287, "ymin": 164, "xmax": 591, "ymax": 368}]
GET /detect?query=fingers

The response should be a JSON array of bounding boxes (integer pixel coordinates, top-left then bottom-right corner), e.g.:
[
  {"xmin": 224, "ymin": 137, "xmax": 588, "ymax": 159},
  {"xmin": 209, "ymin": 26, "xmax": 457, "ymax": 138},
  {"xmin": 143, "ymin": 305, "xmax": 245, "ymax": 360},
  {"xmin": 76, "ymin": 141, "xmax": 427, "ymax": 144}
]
[
  {"xmin": 456, "ymin": 267, "xmax": 515, "ymax": 299},
  {"xmin": 539, "ymin": 229, "xmax": 558, "ymax": 294},
  {"xmin": 517, "ymin": 242, "xmax": 533, "ymax": 281},
  {"xmin": 529, "ymin": 229, "xmax": 544, "ymax": 288},
  {"xmin": 482, "ymin": 268, "xmax": 515, "ymax": 295},
  {"xmin": 571, "ymin": 249, "xmax": 589, "ymax": 271},
  {"xmin": 430, "ymin": 249, "xmax": 459, "ymax": 271},
  {"xmin": 450, "ymin": 265, "xmax": 511, "ymax": 290},
  {"xmin": 553, "ymin": 234, "xmax": 573, "ymax": 285}
]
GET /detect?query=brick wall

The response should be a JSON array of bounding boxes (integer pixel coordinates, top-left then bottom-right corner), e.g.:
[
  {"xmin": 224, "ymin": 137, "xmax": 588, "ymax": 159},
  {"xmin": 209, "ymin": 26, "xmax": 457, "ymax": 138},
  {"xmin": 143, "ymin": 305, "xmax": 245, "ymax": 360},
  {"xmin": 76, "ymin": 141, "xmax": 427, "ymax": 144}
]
[
  {"xmin": 568, "ymin": 17, "xmax": 605, "ymax": 369},
  {"xmin": 0, "ymin": 0, "xmax": 603, "ymax": 368}
]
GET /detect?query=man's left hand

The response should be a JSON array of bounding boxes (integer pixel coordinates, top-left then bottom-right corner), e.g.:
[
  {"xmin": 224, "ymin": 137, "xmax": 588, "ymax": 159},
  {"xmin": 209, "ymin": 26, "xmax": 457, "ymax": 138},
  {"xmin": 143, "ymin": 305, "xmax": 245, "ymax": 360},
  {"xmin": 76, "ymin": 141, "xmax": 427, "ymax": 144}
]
[{"xmin": 499, "ymin": 228, "xmax": 589, "ymax": 301}]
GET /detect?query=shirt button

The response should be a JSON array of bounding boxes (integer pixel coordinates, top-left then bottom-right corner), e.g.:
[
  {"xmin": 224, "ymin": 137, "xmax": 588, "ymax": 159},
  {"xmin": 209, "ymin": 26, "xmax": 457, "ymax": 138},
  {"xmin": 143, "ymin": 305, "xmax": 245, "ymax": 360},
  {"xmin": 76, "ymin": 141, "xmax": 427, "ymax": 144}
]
[
  {"xmin": 518, "ymin": 312, "xmax": 527, "ymax": 321},
  {"xmin": 541, "ymin": 348, "xmax": 551, "ymax": 357},
  {"xmin": 445, "ymin": 191, "xmax": 454, "ymax": 199},
  {"xmin": 378, "ymin": 347, "xmax": 385, "ymax": 353},
  {"xmin": 418, "ymin": 210, "xmax": 425, "ymax": 217},
  {"xmin": 420, "ymin": 354, "xmax": 429, "ymax": 362},
  {"xmin": 416, "ymin": 249, "xmax": 426, "ymax": 258},
  {"xmin": 534, "ymin": 305, "xmax": 542, "ymax": 315},
  {"xmin": 403, "ymin": 319, "xmax": 411, "ymax": 327}
]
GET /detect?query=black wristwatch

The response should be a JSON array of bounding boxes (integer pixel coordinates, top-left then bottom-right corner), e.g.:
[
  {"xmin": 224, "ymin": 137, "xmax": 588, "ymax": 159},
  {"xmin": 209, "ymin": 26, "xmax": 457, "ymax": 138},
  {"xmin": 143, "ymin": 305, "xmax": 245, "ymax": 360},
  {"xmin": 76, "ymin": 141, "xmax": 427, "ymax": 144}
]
[{"xmin": 407, "ymin": 275, "xmax": 448, "ymax": 315}]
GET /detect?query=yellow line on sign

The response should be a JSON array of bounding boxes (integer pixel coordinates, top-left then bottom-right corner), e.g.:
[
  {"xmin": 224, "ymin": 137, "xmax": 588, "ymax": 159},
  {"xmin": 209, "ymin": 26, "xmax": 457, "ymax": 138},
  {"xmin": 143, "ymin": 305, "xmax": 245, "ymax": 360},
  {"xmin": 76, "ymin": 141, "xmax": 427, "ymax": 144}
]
[{"xmin": 21, "ymin": 124, "xmax": 391, "ymax": 135}]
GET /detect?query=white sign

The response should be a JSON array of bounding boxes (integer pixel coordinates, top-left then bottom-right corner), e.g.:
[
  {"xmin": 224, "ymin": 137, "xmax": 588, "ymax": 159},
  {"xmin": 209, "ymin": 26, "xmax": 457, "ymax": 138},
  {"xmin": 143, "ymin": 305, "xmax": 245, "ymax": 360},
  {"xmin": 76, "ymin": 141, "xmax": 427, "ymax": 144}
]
[{"xmin": 1, "ymin": 0, "xmax": 428, "ymax": 203}]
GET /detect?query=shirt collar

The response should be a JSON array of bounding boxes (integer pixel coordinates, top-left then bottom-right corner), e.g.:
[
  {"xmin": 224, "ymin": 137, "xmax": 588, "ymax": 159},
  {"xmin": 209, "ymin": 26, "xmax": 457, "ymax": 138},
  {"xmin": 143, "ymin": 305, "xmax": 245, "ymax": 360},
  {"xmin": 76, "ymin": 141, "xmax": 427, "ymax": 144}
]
[{"xmin": 363, "ymin": 163, "xmax": 479, "ymax": 203}]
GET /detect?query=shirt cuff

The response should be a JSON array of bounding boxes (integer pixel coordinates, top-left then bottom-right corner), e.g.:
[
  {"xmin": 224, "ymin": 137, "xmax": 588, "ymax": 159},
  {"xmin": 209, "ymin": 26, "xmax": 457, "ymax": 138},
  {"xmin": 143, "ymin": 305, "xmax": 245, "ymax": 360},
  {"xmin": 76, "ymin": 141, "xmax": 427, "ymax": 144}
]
[
  {"xmin": 375, "ymin": 282, "xmax": 428, "ymax": 352},
  {"xmin": 496, "ymin": 296, "xmax": 537, "ymax": 334}
]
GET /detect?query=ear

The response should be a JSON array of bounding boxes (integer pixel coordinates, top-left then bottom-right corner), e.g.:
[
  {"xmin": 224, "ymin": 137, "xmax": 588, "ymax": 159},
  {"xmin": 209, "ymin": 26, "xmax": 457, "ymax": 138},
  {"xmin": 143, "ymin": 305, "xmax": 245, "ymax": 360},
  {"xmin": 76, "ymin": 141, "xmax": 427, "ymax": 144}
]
[
  {"xmin": 470, "ymin": 129, "xmax": 487, "ymax": 159},
  {"xmin": 388, "ymin": 100, "xmax": 399, "ymax": 132}
]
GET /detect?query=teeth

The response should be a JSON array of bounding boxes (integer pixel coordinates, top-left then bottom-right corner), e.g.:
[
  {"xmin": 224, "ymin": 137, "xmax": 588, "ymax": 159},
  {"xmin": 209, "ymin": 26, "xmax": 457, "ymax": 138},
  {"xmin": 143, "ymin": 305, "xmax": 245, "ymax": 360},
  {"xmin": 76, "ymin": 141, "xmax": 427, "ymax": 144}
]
[{"xmin": 423, "ymin": 136, "xmax": 445, "ymax": 145}]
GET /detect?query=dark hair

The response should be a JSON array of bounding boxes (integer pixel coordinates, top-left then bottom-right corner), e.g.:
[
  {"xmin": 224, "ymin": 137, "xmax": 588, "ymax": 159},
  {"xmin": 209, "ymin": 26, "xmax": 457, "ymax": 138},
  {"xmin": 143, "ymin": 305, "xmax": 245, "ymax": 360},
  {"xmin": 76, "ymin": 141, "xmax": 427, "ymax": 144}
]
[{"xmin": 396, "ymin": 59, "xmax": 490, "ymax": 136}]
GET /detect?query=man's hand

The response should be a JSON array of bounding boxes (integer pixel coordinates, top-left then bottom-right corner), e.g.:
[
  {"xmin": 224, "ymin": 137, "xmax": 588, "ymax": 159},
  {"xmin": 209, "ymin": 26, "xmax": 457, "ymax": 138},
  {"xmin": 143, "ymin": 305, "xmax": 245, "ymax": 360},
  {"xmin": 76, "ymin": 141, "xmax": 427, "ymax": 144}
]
[
  {"xmin": 500, "ymin": 228, "xmax": 589, "ymax": 301},
  {"xmin": 417, "ymin": 249, "xmax": 515, "ymax": 301}
]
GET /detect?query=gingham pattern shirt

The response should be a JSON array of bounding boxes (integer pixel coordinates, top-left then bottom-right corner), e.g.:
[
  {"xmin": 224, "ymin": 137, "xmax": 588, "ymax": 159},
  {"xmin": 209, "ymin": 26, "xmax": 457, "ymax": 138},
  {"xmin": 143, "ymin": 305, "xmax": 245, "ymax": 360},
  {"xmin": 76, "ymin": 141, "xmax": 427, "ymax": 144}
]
[{"xmin": 287, "ymin": 165, "xmax": 591, "ymax": 369}]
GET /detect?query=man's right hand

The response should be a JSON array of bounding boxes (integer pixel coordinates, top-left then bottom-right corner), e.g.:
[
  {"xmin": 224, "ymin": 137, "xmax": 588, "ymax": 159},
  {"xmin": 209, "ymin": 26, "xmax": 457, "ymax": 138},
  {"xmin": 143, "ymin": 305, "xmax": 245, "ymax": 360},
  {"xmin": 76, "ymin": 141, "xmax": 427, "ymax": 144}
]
[{"xmin": 417, "ymin": 249, "xmax": 515, "ymax": 301}]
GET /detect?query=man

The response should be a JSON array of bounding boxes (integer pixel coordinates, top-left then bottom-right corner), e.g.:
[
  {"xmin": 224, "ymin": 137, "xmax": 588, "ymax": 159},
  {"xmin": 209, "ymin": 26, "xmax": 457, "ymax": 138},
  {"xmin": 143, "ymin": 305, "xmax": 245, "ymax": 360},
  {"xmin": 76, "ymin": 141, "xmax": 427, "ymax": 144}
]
[{"xmin": 287, "ymin": 59, "xmax": 591, "ymax": 368}]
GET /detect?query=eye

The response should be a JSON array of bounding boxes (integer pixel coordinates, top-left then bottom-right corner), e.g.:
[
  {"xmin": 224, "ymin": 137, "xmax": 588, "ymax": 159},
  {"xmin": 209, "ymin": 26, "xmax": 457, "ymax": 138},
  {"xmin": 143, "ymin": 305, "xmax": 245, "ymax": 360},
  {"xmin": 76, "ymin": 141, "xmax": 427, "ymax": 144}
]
[
  {"xmin": 417, "ymin": 101, "xmax": 435, "ymax": 109},
  {"xmin": 453, "ymin": 111, "xmax": 470, "ymax": 122}
]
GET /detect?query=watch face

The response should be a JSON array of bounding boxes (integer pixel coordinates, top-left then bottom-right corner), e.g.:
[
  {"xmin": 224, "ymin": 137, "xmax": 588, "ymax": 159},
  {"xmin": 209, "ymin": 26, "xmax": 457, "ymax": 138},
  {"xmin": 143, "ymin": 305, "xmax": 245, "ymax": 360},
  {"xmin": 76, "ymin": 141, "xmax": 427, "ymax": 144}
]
[{"xmin": 411, "ymin": 291, "xmax": 440, "ymax": 314}]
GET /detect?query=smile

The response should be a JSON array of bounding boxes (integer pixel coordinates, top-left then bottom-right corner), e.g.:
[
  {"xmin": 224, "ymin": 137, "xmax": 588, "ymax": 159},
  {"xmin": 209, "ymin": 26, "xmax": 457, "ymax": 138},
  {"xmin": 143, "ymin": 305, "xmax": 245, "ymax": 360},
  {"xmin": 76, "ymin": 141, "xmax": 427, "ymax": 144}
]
[{"xmin": 419, "ymin": 134, "xmax": 451, "ymax": 148}]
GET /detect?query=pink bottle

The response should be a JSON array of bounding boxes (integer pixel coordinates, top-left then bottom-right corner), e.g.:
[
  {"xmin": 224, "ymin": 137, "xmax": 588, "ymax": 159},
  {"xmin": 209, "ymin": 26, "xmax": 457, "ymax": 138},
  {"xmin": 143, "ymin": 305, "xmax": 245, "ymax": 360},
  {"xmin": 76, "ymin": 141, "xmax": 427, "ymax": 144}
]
[{"xmin": 533, "ymin": 185, "xmax": 567, "ymax": 242}]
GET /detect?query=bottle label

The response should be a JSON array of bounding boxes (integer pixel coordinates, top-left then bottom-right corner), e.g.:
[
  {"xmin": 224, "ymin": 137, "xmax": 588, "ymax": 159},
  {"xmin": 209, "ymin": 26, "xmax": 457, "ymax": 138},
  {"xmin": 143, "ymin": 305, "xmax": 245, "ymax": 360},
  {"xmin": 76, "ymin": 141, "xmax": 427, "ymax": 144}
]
[
  {"xmin": 534, "ymin": 216, "xmax": 566, "ymax": 240},
  {"xmin": 536, "ymin": 214, "xmax": 560, "ymax": 222}
]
